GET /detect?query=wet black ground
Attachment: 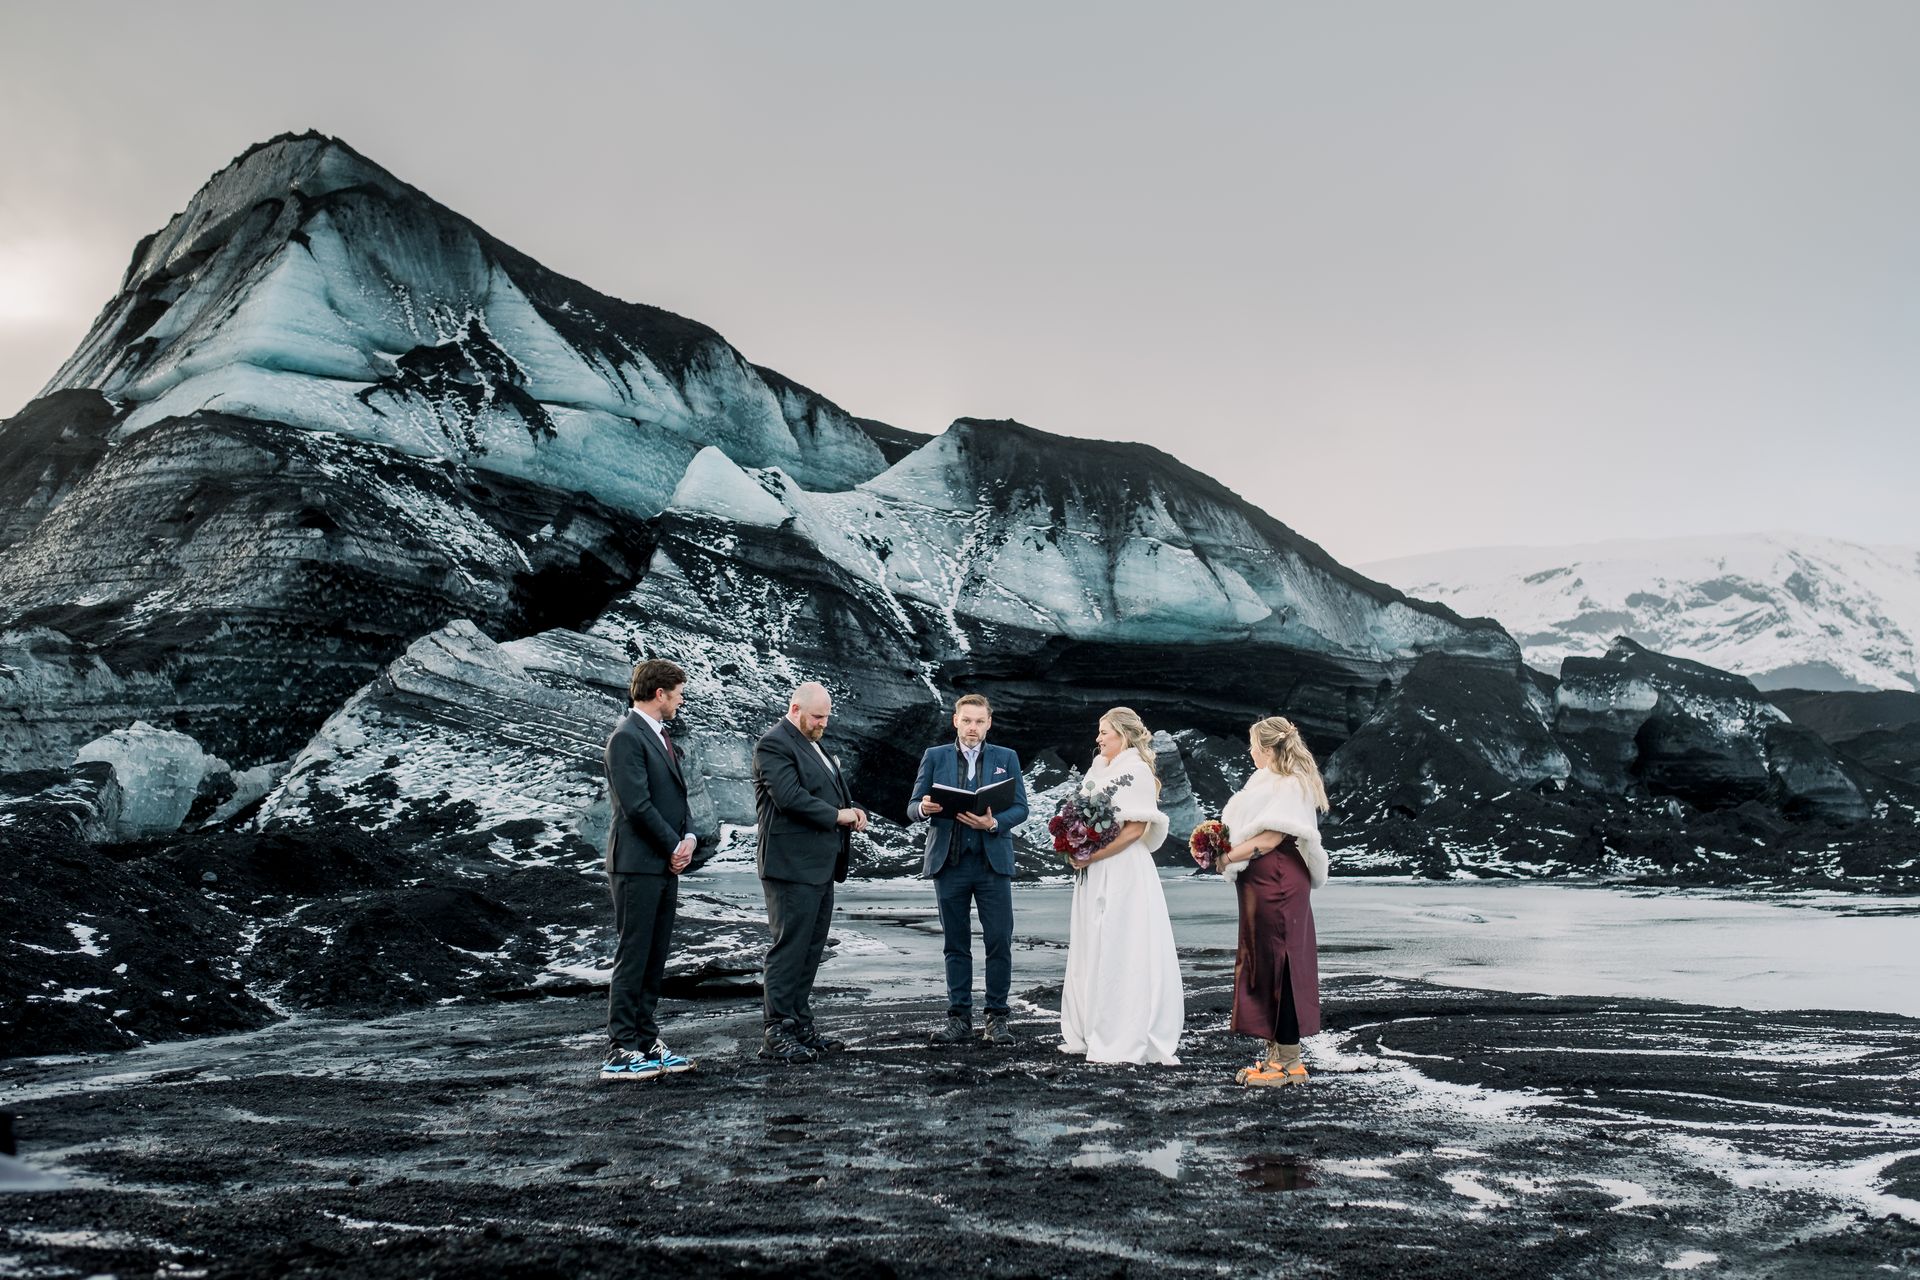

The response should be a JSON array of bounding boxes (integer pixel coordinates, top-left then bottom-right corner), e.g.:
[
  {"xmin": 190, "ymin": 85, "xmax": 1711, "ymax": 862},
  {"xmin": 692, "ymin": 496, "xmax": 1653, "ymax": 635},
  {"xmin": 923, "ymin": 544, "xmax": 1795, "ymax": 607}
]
[{"xmin": 4, "ymin": 964, "xmax": 1916, "ymax": 1279}]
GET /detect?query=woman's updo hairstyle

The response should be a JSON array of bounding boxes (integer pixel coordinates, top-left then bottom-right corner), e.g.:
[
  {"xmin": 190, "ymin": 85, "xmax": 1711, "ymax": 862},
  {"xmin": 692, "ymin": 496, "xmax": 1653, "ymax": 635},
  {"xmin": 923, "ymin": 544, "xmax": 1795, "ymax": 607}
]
[
  {"xmin": 1101, "ymin": 706, "xmax": 1158, "ymax": 786},
  {"xmin": 1252, "ymin": 715, "xmax": 1329, "ymax": 812}
]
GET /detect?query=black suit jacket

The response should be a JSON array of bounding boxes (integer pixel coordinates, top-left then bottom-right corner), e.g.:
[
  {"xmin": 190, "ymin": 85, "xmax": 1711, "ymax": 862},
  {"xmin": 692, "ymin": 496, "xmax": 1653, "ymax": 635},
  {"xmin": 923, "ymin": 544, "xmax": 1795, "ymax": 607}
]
[
  {"xmin": 605, "ymin": 709, "xmax": 693, "ymax": 875},
  {"xmin": 752, "ymin": 718, "xmax": 855, "ymax": 885}
]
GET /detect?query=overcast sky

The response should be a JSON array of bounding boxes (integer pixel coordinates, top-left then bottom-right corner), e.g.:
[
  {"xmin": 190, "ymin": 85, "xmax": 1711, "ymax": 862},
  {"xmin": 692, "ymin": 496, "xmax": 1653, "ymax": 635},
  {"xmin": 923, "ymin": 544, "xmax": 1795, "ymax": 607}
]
[{"xmin": 2, "ymin": 1, "xmax": 1915, "ymax": 565}]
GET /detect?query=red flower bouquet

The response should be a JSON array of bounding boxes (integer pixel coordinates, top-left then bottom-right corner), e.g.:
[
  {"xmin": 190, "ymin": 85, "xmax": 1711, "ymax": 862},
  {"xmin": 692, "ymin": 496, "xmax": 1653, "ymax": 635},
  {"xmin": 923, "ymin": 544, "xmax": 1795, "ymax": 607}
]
[
  {"xmin": 1047, "ymin": 775, "xmax": 1130, "ymax": 875},
  {"xmin": 1189, "ymin": 819, "xmax": 1229, "ymax": 872}
]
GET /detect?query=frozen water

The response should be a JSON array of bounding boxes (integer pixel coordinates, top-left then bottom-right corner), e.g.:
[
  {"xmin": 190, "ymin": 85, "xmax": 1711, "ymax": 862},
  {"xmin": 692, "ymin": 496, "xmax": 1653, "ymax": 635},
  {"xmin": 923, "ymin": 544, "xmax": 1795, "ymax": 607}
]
[
  {"xmin": 691, "ymin": 868, "xmax": 1920, "ymax": 1017},
  {"xmin": 53, "ymin": 136, "xmax": 896, "ymax": 517},
  {"xmin": 668, "ymin": 447, "xmax": 792, "ymax": 527},
  {"xmin": 258, "ymin": 621, "xmax": 626, "ymax": 861},
  {"xmin": 657, "ymin": 423, "xmax": 1500, "ymax": 658},
  {"xmin": 73, "ymin": 721, "xmax": 226, "ymax": 839},
  {"xmin": 207, "ymin": 762, "xmax": 286, "ymax": 825},
  {"xmin": 1274, "ymin": 880, "xmax": 1920, "ymax": 1017}
]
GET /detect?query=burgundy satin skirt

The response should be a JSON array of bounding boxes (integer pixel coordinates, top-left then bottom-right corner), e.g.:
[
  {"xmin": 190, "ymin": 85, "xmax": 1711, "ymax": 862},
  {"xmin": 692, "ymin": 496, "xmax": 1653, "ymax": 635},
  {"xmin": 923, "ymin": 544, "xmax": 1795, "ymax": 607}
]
[{"xmin": 1231, "ymin": 836, "xmax": 1321, "ymax": 1040}]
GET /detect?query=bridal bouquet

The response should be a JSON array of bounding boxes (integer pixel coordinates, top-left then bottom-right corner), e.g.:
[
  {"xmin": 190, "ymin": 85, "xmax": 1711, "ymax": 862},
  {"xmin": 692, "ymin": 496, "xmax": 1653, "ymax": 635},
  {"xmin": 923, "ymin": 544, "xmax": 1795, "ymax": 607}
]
[
  {"xmin": 1188, "ymin": 820, "xmax": 1229, "ymax": 872},
  {"xmin": 1048, "ymin": 775, "xmax": 1129, "ymax": 875}
]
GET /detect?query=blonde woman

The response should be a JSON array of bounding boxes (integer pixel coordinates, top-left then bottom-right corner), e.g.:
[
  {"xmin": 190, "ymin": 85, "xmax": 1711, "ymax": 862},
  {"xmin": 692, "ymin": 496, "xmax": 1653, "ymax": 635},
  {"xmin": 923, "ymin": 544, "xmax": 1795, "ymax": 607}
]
[
  {"xmin": 1216, "ymin": 716, "xmax": 1330, "ymax": 1087},
  {"xmin": 1058, "ymin": 708, "xmax": 1185, "ymax": 1065}
]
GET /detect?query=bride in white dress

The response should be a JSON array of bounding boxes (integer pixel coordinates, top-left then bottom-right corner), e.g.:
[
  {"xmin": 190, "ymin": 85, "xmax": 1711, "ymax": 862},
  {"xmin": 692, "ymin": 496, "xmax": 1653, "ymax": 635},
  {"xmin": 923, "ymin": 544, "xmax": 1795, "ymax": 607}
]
[{"xmin": 1058, "ymin": 707, "xmax": 1185, "ymax": 1065}]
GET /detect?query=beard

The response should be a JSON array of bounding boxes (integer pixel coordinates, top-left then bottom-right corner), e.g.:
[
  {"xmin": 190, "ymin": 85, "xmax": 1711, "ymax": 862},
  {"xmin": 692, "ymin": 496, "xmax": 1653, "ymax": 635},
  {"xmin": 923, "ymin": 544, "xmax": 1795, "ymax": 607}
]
[{"xmin": 803, "ymin": 722, "xmax": 826, "ymax": 741}]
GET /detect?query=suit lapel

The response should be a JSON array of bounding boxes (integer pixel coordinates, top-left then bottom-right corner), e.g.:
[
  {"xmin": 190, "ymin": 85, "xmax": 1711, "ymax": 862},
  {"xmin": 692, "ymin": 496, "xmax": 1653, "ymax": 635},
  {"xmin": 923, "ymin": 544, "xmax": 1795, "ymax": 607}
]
[
  {"xmin": 821, "ymin": 736, "xmax": 849, "ymax": 803},
  {"xmin": 784, "ymin": 719, "xmax": 831, "ymax": 788},
  {"xmin": 634, "ymin": 711, "xmax": 685, "ymax": 787},
  {"xmin": 983, "ymin": 744, "xmax": 1005, "ymax": 786},
  {"xmin": 662, "ymin": 723, "xmax": 686, "ymax": 786},
  {"xmin": 781, "ymin": 718, "xmax": 853, "ymax": 803}
]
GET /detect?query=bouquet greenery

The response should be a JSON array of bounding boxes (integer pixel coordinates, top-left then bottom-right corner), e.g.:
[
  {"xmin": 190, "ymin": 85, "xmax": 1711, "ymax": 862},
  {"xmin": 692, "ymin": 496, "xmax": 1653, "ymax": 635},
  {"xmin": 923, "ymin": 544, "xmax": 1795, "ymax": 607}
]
[{"xmin": 1047, "ymin": 774, "xmax": 1131, "ymax": 875}]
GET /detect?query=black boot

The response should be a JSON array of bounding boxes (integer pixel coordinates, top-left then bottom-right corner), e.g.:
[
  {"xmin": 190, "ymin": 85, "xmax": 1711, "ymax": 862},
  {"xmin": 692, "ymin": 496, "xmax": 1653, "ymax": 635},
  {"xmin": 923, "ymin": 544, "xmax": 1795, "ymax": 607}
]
[
  {"xmin": 980, "ymin": 1012, "xmax": 1015, "ymax": 1046},
  {"xmin": 795, "ymin": 1022, "xmax": 846, "ymax": 1054},
  {"xmin": 759, "ymin": 1019, "xmax": 819, "ymax": 1064},
  {"xmin": 928, "ymin": 1012, "xmax": 972, "ymax": 1046}
]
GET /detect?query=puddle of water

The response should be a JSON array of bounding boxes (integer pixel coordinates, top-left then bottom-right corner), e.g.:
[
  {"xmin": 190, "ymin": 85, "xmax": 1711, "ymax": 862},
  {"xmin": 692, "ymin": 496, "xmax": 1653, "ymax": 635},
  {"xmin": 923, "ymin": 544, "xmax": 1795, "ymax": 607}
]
[
  {"xmin": 1071, "ymin": 1139, "xmax": 1187, "ymax": 1179},
  {"xmin": 1020, "ymin": 1118, "xmax": 1123, "ymax": 1143},
  {"xmin": 1238, "ymin": 1154, "xmax": 1317, "ymax": 1192},
  {"xmin": 0, "ymin": 1153, "xmax": 70, "ymax": 1193}
]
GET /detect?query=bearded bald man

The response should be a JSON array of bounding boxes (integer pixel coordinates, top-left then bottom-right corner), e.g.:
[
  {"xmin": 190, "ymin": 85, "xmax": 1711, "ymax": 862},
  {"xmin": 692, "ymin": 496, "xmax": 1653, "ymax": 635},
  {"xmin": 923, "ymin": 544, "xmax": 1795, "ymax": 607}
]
[{"xmin": 751, "ymin": 682, "xmax": 868, "ymax": 1064}]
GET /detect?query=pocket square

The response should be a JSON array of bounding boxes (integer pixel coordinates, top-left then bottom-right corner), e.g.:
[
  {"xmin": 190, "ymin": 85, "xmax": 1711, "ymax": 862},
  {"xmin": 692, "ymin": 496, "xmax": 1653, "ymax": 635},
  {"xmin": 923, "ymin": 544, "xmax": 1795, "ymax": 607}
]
[{"xmin": 994, "ymin": 766, "xmax": 1006, "ymax": 775}]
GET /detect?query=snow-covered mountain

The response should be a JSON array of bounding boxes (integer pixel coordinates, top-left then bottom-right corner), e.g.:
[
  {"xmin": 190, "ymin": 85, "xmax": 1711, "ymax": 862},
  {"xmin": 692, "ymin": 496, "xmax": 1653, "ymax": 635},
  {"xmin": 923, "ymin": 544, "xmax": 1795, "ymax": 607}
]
[
  {"xmin": 1363, "ymin": 534, "xmax": 1920, "ymax": 694},
  {"xmin": 0, "ymin": 130, "xmax": 1510, "ymax": 788}
]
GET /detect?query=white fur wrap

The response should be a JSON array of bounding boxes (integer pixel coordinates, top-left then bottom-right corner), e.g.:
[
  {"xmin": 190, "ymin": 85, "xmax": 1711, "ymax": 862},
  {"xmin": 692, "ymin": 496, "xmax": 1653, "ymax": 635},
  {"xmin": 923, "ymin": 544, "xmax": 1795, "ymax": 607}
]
[
  {"xmin": 1080, "ymin": 747, "xmax": 1169, "ymax": 854},
  {"xmin": 1220, "ymin": 771, "xmax": 1329, "ymax": 889}
]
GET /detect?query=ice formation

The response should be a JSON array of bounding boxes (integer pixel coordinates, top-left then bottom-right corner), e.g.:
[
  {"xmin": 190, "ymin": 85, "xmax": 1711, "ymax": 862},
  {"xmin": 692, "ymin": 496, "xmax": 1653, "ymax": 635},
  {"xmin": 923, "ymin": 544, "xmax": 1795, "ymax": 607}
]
[{"xmin": 73, "ymin": 722, "xmax": 227, "ymax": 839}]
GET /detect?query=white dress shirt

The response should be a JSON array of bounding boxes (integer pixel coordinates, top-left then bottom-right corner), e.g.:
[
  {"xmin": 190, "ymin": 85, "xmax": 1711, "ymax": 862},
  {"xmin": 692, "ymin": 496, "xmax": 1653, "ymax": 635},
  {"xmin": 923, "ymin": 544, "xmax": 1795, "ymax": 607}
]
[
  {"xmin": 634, "ymin": 708, "xmax": 694, "ymax": 845},
  {"xmin": 958, "ymin": 742, "xmax": 995, "ymax": 831}
]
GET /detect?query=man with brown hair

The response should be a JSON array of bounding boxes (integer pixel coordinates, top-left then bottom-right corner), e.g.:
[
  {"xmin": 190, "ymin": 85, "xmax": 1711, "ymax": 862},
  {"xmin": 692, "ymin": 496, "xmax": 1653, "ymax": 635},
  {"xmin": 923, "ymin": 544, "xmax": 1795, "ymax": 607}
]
[
  {"xmin": 908, "ymin": 693, "xmax": 1028, "ymax": 1046},
  {"xmin": 600, "ymin": 658, "xmax": 702, "ymax": 1080}
]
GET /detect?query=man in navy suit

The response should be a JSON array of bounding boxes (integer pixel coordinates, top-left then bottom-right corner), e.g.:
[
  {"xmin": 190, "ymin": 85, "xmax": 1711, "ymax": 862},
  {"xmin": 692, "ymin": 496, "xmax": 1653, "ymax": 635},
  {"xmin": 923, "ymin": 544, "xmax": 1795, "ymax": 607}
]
[
  {"xmin": 908, "ymin": 693, "xmax": 1029, "ymax": 1047},
  {"xmin": 601, "ymin": 658, "xmax": 703, "ymax": 1080}
]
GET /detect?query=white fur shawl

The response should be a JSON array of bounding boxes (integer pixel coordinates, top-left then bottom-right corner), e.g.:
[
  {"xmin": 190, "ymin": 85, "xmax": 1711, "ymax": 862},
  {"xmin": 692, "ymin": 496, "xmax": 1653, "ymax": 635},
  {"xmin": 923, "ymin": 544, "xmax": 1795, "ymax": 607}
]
[
  {"xmin": 1221, "ymin": 770, "xmax": 1329, "ymax": 889},
  {"xmin": 1081, "ymin": 747, "xmax": 1169, "ymax": 854}
]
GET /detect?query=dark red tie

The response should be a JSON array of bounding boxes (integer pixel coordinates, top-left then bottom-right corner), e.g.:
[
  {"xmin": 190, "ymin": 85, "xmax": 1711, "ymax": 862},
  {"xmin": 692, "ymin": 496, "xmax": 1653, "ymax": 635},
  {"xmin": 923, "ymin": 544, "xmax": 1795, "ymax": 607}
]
[{"xmin": 661, "ymin": 726, "xmax": 680, "ymax": 763}]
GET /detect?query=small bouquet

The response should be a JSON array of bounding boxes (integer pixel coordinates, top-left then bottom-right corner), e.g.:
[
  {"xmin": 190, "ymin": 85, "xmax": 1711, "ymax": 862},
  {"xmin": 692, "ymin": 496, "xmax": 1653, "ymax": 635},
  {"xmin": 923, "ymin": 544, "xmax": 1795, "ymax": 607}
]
[
  {"xmin": 1047, "ymin": 775, "xmax": 1130, "ymax": 876},
  {"xmin": 1189, "ymin": 820, "xmax": 1229, "ymax": 873}
]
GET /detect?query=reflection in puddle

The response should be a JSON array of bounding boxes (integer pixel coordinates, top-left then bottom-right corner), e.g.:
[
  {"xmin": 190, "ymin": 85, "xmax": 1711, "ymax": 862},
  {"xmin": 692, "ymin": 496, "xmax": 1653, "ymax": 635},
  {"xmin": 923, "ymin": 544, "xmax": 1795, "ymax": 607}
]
[
  {"xmin": 0, "ymin": 1153, "xmax": 70, "ymax": 1193},
  {"xmin": 1071, "ymin": 1139, "xmax": 1187, "ymax": 1179},
  {"xmin": 1024, "ymin": 1118, "xmax": 1123, "ymax": 1143},
  {"xmin": 1239, "ymin": 1154, "xmax": 1316, "ymax": 1192}
]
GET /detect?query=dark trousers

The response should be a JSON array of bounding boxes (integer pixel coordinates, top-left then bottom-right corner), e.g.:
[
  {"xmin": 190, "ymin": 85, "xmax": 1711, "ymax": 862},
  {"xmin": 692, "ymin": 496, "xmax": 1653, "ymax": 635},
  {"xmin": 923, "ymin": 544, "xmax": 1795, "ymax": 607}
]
[
  {"xmin": 761, "ymin": 876, "xmax": 835, "ymax": 1028},
  {"xmin": 607, "ymin": 871, "xmax": 678, "ymax": 1049},
  {"xmin": 934, "ymin": 847, "xmax": 1013, "ymax": 1018}
]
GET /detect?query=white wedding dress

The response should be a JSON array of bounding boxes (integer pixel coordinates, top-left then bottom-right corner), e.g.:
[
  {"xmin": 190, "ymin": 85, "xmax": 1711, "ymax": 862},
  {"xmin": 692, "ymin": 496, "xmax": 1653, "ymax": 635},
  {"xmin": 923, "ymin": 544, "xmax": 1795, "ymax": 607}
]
[{"xmin": 1058, "ymin": 747, "xmax": 1185, "ymax": 1064}]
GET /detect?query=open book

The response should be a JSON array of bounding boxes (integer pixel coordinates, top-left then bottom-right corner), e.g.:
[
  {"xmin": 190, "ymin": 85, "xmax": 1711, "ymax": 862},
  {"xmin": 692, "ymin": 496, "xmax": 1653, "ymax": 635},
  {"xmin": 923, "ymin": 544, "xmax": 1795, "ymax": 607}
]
[{"xmin": 927, "ymin": 776, "xmax": 1019, "ymax": 818}]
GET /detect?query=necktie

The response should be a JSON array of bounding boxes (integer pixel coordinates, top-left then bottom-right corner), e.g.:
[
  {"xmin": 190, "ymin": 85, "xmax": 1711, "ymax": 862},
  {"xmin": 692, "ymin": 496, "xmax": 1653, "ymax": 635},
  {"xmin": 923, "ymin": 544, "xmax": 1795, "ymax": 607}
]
[{"xmin": 661, "ymin": 725, "xmax": 680, "ymax": 763}]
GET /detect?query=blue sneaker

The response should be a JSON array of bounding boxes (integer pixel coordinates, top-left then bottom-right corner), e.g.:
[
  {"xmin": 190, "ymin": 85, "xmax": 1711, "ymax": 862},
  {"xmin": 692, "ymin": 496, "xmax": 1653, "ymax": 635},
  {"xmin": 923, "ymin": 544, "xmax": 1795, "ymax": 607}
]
[
  {"xmin": 647, "ymin": 1038, "xmax": 697, "ymax": 1074},
  {"xmin": 601, "ymin": 1045, "xmax": 665, "ymax": 1080}
]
